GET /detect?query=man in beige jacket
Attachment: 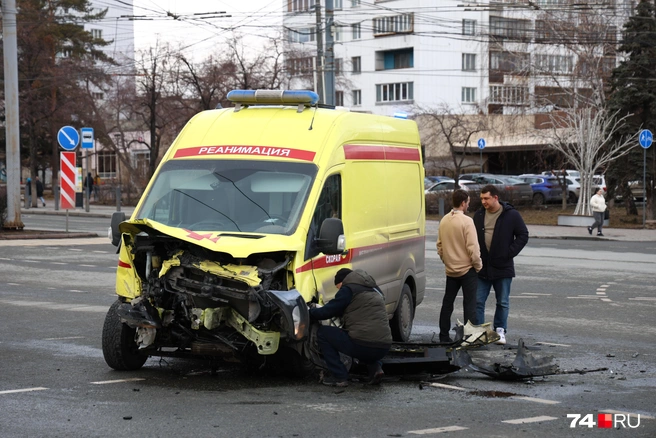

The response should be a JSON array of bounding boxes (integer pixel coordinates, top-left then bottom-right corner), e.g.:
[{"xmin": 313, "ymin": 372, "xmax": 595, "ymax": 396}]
[{"xmin": 437, "ymin": 189, "xmax": 483, "ymax": 342}]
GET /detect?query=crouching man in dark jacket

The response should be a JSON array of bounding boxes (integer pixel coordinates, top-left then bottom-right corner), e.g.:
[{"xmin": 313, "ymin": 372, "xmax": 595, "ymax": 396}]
[{"xmin": 309, "ymin": 268, "xmax": 392, "ymax": 387}]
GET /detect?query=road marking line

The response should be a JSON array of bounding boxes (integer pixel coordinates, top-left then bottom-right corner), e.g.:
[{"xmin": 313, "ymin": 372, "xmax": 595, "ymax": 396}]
[
  {"xmin": 43, "ymin": 336, "xmax": 85, "ymax": 341},
  {"xmin": 512, "ymin": 296, "xmax": 537, "ymax": 299},
  {"xmin": 68, "ymin": 248, "xmax": 83, "ymax": 251},
  {"xmin": 567, "ymin": 297, "xmax": 598, "ymax": 299},
  {"xmin": 0, "ymin": 387, "xmax": 48, "ymax": 395},
  {"xmin": 425, "ymin": 287, "xmax": 441, "ymax": 290},
  {"xmin": 50, "ymin": 262, "xmax": 66, "ymax": 265},
  {"xmin": 510, "ymin": 396, "xmax": 560, "ymax": 405},
  {"xmin": 601, "ymin": 410, "xmax": 654, "ymax": 420},
  {"xmin": 601, "ymin": 284, "xmax": 610, "ymax": 287},
  {"xmin": 601, "ymin": 298, "xmax": 612, "ymax": 302},
  {"xmin": 408, "ymin": 426, "xmax": 468, "ymax": 434},
  {"xmin": 535, "ymin": 342, "xmax": 571, "ymax": 347},
  {"xmin": 90, "ymin": 378, "xmax": 146, "ymax": 385},
  {"xmin": 79, "ymin": 264, "xmax": 96, "ymax": 267},
  {"xmin": 92, "ymin": 251, "xmax": 108, "ymax": 253},
  {"xmin": 0, "ymin": 257, "xmax": 11, "ymax": 260},
  {"xmin": 629, "ymin": 297, "xmax": 656, "ymax": 301},
  {"xmin": 69, "ymin": 290, "xmax": 85, "ymax": 293},
  {"xmin": 596, "ymin": 288, "xmax": 606, "ymax": 291},
  {"xmin": 502, "ymin": 416, "xmax": 558, "ymax": 424},
  {"xmin": 596, "ymin": 292, "xmax": 606, "ymax": 295},
  {"xmin": 7, "ymin": 283, "xmax": 20, "ymax": 286},
  {"xmin": 520, "ymin": 293, "xmax": 551, "ymax": 296},
  {"xmin": 23, "ymin": 260, "xmax": 39, "ymax": 263},
  {"xmin": 425, "ymin": 383, "xmax": 468, "ymax": 391}
]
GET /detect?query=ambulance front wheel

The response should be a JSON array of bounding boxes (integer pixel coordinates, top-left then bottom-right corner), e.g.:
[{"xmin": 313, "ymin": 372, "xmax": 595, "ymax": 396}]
[
  {"xmin": 102, "ymin": 300, "xmax": 149, "ymax": 371},
  {"xmin": 390, "ymin": 284, "xmax": 414, "ymax": 342}
]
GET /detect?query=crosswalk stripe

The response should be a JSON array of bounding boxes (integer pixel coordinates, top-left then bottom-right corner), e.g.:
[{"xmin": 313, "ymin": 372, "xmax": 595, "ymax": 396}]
[
  {"xmin": 408, "ymin": 426, "xmax": 468, "ymax": 434},
  {"xmin": 502, "ymin": 416, "xmax": 558, "ymax": 424}
]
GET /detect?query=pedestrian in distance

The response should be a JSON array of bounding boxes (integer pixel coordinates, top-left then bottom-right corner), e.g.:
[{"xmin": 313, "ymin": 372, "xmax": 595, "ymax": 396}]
[
  {"xmin": 436, "ymin": 189, "xmax": 482, "ymax": 343},
  {"xmin": 93, "ymin": 173, "xmax": 101, "ymax": 201},
  {"xmin": 588, "ymin": 188, "xmax": 607, "ymax": 237},
  {"xmin": 36, "ymin": 176, "xmax": 46, "ymax": 207},
  {"xmin": 25, "ymin": 177, "xmax": 32, "ymax": 208},
  {"xmin": 309, "ymin": 268, "xmax": 392, "ymax": 387},
  {"xmin": 83, "ymin": 172, "xmax": 94, "ymax": 200},
  {"xmin": 473, "ymin": 184, "xmax": 529, "ymax": 345}
]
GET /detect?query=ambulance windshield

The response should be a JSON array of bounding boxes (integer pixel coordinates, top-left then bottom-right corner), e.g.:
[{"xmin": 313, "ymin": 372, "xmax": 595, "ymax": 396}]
[{"xmin": 136, "ymin": 159, "xmax": 318, "ymax": 235}]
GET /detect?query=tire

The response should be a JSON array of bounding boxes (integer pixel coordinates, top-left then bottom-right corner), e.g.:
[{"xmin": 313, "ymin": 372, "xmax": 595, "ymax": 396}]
[
  {"xmin": 532, "ymin": 193, "xmax": 545, "ymax": 206},
  {"xmin": 279, "ymin": 346, "xmax": 317, "ymax": 378},
  {"xmin": 390, "ymin": 284, "xmax": 414, "ymax": 342},
  {"xmin": 568, "ymin": 192, "xmax": 578, "ymax": 204},
  {"xmin": 102, "ymin": 300, "xmax": 148, "ymax": 371}
]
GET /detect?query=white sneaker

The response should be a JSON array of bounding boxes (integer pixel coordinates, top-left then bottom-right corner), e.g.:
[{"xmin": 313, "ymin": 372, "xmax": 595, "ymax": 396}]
[{"xmin": 495, "ymin": 327, "xmax": 506, "ymax": 345}]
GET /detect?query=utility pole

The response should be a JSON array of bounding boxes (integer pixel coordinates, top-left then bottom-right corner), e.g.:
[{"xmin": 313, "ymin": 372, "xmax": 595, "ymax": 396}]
[
  {"xmin": 324, "ymin": 0, "xmax": 335, "ymax": 106},
  {"xmin": 314, "ymin": 1, "xmax": 324, "ymax": 104},
  {"xmin": 2, "ymin": 0, "xmax": 24, "ymax": 229}
]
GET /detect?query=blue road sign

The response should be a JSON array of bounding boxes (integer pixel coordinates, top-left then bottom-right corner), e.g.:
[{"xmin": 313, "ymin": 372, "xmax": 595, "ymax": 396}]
[
  {"xmin": 477, "ymin": 138, "xmax": 486, "ymax": 150},
  {"xmin": 58, "ymin": 126, "xmax": 80, "ymax": 151},
  {"xmin": 81, "ymin": 127, "xmax": 94, "ymax": 149},
  {"xmin": 639, "ymin": 129, "xmax": 653, "ymax": 149}
]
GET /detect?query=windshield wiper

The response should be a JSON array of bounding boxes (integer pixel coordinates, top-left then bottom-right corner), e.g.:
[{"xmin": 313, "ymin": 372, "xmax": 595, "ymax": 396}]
[
  {"xmin": 172, "ymin": 189, "xmax": 241, "ymax": 231},
  {"xmin": 212, "ymin": 172, "xmax": 272, "ymax": 221}
]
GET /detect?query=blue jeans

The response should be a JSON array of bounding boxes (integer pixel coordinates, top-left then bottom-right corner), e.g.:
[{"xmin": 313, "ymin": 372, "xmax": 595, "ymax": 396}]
[
  {"xmin": 475, "ymin": 277, "xmax": 512, "ymax": 331},
  {"xmin": 316, "ymin": 325, "xmax": 389, "ymax": 380}
]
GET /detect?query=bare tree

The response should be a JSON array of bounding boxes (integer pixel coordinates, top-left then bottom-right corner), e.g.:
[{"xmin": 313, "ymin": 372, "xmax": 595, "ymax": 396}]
[
  {"xmin": 541, "ymin": 107, "xmax": 638, "ymax": 215},
  {"xmin": 414, "ymin": 104, "xmax": 490, "ymax": 180}
]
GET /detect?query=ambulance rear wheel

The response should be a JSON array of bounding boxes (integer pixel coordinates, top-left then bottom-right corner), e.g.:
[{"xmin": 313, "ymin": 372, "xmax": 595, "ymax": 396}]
[
  {"xmin": 390, "ymin": 284, "xmax": 414, "ymax": 342},
  {"xmin": 102, "ymin": 300, "xmax": 148, "ymax": 371}
]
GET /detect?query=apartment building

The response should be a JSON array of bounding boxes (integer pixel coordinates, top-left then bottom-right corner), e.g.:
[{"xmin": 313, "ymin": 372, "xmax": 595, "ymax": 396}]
[{"xmin": 283, "ymin": 0, "xmax": 634, "ymax": 172}]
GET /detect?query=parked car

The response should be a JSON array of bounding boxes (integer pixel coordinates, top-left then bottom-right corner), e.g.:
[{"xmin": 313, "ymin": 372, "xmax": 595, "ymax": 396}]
[
  {"xmin": 516, "ymin": 174, "xmax": 563, "ymax": 206},
  {"xmin": 425, "ymin": 180, "xmax": 482, "ymax": 214},
  {"xmin": 466, "ymin": 174, "xmax": 533, "ymax": 205},
  {"xmin": 426, "ymin": 175, "xmax": 454, "ymax": 184}
]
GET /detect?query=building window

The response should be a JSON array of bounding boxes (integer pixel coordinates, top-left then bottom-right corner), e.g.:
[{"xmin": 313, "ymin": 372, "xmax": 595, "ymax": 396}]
[
  {"xmin": 351, "ymin": 0, "xmax": 361, "ymax": 6},
  {"xmin": 489, "ymin": 85, "xmax": 529, "ymax": 105},
  {"xmin": 462, "ymin": 53, "xmax": 476, "ymax": 71},
  {"xmin": 97, "ymin": 150, "xmax": 117, "ymax": 178},
  {"xmin": 352, "ymin": 23, "xmax": 361, "ymax": 39},
  {"xmin": 490, "ymin": 52, "xmax": 530, "ymax": 73},
  {"xmin": 334, "ymin": 0, "xmax": 343, "ymax": 9},
  {"xmin": 376, "ymin": 82, "xmax": 413, "ymax": 103},
  {"xmin": 334, "ymin": 58, "xmax": 343, "ymax": 75},
  {"xmin": 287, "ymin": 0, "xmax": 317, "ymax": 13},
  {"xmin": 536, "ymin": 0, "xmax": 569, "ymax": 7},
  {"xmin": 286, "ymin": 57, "xmax": 315, "ymax": 75},
  {"xmin": 462, "ymin": 87, "xmax": 477, "ymax": 103},
  {"xmin": 376, "ymin": 48, "xmax": 413, "ymax": 70},
  {"xmin": 288, "ymin": 27, "xmax": 316, "ymax": 43},
  {"xmin": 91, "ymin": 29, "xmax": 102, "ymax": 39},
  {"xmin": 335, "ymin": 91, "xmax": 344, "ymax": 106},
  {"xmin": 462, "ymin": 19, "xmax": 476, "ymax": 36},
  {"xmin": 534, "ymin": 54, "xmax": 573, "ymax": 74},
  {"xmin": 373, "ymin": 13, "xmax": 414, "ymax": 37},
  {"xmin": 352, "ymin": 89, "xmax": 362, "ymax": 106},
  {"xmin": 92, "ymin": 92, "xmax": 104, "ymax": 100},
  {"xmin": 132, "ymin": 150, "xmax": 150, "ymax": 178},
  {"xmin": 352, "ymin": 56, "xmax": 361, "ymax": 73},
  {"xmin": 334, "ymin": 25, "xmax": 342, "ymax": 41},
  {"xmin": 489, "ymin": 16, "xmax": 530, "ymax": 40}
]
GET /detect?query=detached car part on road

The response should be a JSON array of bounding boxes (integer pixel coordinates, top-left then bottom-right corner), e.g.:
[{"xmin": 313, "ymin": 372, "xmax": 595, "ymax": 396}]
[{"xmin": 102, "ymin": 90, "xmax": 426, "ymax": 375}]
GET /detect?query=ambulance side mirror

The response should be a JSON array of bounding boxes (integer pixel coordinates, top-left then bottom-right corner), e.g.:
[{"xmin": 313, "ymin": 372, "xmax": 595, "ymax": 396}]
[
  {"xmin": 316, "ymin": 218, "xmax": 345, "ymax": 255},
  {"xmin": 109, "ymin": 211, "xmax": 126, "ymax": 247}
]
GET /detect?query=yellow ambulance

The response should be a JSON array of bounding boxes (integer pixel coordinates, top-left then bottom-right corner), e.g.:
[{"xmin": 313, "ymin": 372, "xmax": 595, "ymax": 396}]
[{"xmin": 103, "ymin": 90, "xmax": 425, "ymax": 373}]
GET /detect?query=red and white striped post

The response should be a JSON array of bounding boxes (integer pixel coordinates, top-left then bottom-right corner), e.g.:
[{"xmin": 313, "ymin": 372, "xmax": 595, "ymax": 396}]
[{"xmin": 60, "ymin": 152, "xmax": 76, "ymax": 232}]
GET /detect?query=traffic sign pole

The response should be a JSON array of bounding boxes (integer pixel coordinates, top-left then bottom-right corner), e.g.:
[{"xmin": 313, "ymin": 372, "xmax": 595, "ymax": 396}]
[{"xmin": 639, "ymin": 129, "xmax": 653, "ymax": 229}]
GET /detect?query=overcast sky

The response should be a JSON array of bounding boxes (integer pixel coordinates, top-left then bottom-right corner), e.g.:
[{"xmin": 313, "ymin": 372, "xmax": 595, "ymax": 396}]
[{"xmin": 131, "ymin": 0, "xmax": 283, "ymax": 60}]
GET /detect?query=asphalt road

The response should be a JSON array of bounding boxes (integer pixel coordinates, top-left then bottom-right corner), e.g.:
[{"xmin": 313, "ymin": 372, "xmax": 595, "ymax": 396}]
[{"xmin": 0, "ymin": 236, "xmax": 655, "ymax": 437}]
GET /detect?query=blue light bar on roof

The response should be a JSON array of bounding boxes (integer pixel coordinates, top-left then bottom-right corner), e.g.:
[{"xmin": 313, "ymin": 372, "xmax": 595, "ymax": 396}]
[
  {"xmin": 393, "ymin": 112, "xmax": 408, "ymax": 119},
  {"xmin": 227, "ymin": 90, "xmax": 319, "ymax": 106}
]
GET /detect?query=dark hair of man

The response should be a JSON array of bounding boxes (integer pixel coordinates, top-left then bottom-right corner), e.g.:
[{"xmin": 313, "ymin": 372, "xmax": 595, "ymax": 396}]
[
  {"xmin": 480, "ymin": 184, "xmax": 499, "ymax": 198},
  {"xmin": 452, "ymin": 189, "xmax": 469, "ymax": 208}
]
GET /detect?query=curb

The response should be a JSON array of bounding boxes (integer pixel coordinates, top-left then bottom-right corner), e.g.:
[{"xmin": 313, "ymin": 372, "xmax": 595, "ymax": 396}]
[
  {"xmin": 21, "ymin": 209, "xmax": 114, "ymax": 219},
  {"xmin": 0, "ymin": 232, "xmax": 100, "ymax": 240}
]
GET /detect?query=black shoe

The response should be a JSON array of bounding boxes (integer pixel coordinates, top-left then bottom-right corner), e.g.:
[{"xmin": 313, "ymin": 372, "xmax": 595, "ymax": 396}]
[
  {"xmin": 439, "ymin": 334, "xmax": 453, "ymax": 343},
  {"xmin": 322, "ymin": 376, "xmax": 348, "ymax": 387},
  {"xmin": 597, "ymin": 233, "xmax": 604, "ymax": 236},
  {"xmin": 588, "ymin": 226, "xmax": 593, "ymax": 235}
]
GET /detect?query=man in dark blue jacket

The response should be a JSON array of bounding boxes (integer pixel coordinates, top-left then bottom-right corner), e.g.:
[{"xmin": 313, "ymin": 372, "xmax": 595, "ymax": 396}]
[
  {"xmin": 309, "ymin": 268, "xmax": 392, "ymax": 387},
  {"xmin": 473, "ymin": 185, "xmax": 529, "ymax": 345}
]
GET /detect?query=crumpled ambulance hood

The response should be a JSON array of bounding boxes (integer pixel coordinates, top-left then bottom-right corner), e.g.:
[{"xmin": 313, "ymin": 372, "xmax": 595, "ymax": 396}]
[{"xmin": 119, "ymin": 219, "xmax": 305, "ymax": 258}]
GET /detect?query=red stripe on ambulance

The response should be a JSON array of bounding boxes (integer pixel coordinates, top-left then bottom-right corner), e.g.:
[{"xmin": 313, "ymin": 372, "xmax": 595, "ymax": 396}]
[
  {"xmin": 344, "ymin": 145, "xmax": 420, "ymax": 161},
  {"xmin": 173, "ymin": 145, "xmax": 316, "ymax": 161}
]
